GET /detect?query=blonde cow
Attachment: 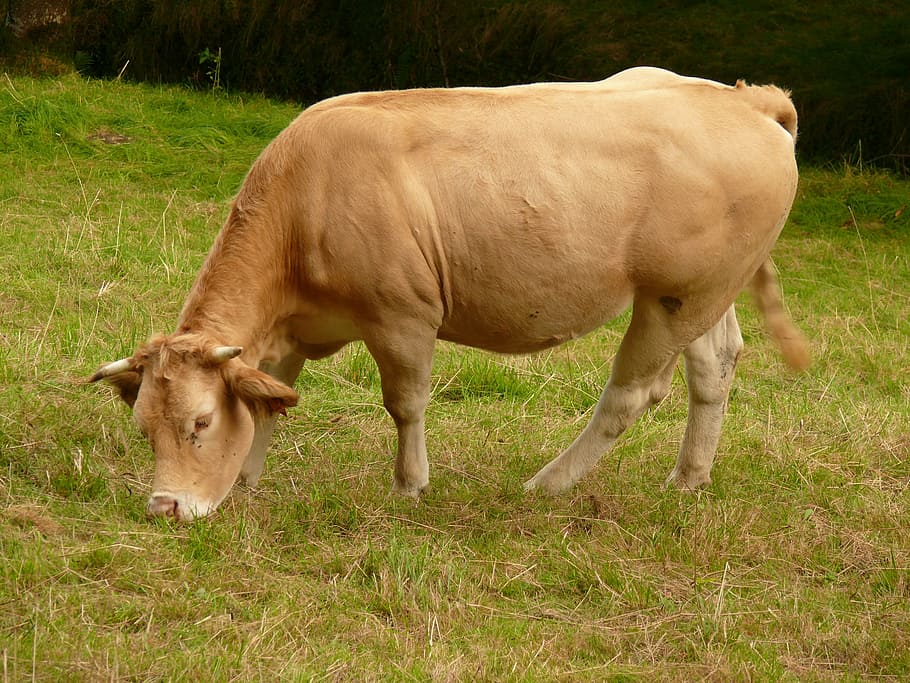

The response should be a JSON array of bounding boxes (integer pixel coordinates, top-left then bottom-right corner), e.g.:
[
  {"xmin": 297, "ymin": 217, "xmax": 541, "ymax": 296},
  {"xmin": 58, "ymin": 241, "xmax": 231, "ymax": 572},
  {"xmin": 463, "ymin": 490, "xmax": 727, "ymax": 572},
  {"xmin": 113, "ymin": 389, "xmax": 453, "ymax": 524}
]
[{"xmin": 91, "ymin": 67, "xmax": 809, "ymax": 521}]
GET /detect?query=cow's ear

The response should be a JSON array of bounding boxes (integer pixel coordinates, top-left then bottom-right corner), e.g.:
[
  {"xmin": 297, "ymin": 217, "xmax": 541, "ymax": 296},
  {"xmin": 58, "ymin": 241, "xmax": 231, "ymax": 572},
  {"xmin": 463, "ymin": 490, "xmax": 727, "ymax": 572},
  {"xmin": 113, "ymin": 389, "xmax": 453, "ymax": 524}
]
[
  {"xmin": 96, "ymin": 369, "xmax": 143, "ymax": 409},
  {"xmin": 224, "ymin": 364, "xmax": 298, "ymax": 418}
]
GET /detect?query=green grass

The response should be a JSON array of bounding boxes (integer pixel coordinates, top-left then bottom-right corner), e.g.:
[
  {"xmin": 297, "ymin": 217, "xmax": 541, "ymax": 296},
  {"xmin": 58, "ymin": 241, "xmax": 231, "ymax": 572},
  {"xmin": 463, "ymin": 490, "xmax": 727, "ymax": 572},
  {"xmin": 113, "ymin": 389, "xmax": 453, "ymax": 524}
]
[{"xmin": 1, "ymin": 72, "xmax": 909, "ymax": 681}]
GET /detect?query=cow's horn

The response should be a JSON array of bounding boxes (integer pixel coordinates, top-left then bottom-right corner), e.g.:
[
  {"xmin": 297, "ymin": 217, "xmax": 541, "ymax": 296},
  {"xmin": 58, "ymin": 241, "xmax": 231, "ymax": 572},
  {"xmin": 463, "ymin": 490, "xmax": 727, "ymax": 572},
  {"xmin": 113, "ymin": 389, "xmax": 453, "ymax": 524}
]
[
  {"xmin": 209, "ymin": 346, "xmax": 243, "ymax": 363},
  {"xmin": 89, "ymin": 357, "xmax": 134, "ymax": 382}
]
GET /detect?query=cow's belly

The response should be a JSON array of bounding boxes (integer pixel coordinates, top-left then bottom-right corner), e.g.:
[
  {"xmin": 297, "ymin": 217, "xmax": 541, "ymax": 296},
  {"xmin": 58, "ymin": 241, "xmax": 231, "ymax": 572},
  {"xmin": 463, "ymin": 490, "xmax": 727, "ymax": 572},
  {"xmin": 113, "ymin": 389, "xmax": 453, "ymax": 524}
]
[{"xmin": 436, "ymin": 262, "xmax": 634, "ymax": 354}]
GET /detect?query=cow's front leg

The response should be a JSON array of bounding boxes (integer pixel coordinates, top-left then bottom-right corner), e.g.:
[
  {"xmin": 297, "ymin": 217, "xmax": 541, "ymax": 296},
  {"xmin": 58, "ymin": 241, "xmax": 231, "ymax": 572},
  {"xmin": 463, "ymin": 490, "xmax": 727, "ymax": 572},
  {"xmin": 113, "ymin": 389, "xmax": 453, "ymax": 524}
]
[
  {"xmin": 240, "ymin": 352, "xmax": 306, "ymax": 487},
  {"xmin": 666, "ymin": 305, "xmax": 743, "ymax": 490},
  {"xmin": 363, "ymin": 321, "xmax": 437, "ymax": 498},
  {"xmin": 239, "ymin": 417, "xmax": 278, "ymax": 487}
]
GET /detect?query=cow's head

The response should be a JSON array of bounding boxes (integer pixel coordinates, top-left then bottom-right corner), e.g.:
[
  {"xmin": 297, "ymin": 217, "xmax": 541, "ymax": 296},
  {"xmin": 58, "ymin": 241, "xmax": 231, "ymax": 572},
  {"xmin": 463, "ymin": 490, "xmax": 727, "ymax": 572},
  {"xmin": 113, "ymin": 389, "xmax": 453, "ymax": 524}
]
[{"xmin": 90, "ymin": 333, "xmax": 298, "ymax": 521}]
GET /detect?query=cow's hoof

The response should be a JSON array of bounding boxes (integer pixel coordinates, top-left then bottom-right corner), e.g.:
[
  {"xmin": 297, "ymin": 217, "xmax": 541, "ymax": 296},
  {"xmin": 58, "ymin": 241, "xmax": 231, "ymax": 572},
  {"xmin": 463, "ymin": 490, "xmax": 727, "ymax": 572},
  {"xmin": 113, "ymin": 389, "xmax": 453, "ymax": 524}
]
[
  {"xmin": 523, "ymin": 476, "xmax": 547, "ymax": 493},
  {"xmin": 391, "ymin": 480, "xmax": 428, "ymax": 499},
  {"xmin": 523, "ymin": 469, "xmax": 572, "ymax": 495},
  {"xmin": 665, "ymin": 469, "xmax": 711, "ymax": 491},
  {"xmin": 238, "ymin": 472, "xmax": 260, "ymax": 488}
]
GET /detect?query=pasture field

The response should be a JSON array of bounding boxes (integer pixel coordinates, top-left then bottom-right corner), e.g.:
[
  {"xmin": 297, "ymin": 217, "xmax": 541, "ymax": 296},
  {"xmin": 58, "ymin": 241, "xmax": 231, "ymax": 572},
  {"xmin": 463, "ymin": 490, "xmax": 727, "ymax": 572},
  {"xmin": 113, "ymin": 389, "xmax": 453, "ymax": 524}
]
[{"xmin": 1, "ymin": 74, "xmax": 908, "ymax": 681}]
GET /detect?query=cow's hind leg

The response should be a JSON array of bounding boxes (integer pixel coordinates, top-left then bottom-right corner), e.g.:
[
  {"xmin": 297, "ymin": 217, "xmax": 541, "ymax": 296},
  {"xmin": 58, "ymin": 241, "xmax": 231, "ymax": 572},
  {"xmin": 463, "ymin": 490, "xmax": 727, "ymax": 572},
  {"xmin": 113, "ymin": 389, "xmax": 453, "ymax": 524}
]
[
  {"xmin": 362, "ymin": 321, "xmax": 437, "ymax": 498},
  {"xmin": 524, "ymin": 299, "xmax": 688, "ymax": 494},
  {"xmin": 666, "ymin": 305, "xmax": 743, "ymax": 490}
]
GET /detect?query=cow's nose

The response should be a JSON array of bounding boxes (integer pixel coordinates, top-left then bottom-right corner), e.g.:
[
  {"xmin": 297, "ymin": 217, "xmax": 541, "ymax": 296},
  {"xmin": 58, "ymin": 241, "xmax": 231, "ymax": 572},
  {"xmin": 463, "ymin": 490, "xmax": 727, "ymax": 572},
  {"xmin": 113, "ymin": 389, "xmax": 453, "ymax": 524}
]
[{"xmin": 146, "ymin": 495, "xmax": 178, "ymax": 519}]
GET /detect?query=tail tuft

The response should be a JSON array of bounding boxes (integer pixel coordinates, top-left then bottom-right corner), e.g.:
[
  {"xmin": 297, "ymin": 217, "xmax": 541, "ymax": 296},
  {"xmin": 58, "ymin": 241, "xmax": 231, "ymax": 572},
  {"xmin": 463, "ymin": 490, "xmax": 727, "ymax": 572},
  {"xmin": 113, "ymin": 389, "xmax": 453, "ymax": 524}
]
[{"xmin": 774, "ymin": 325, "xmax": 812, "ymax": 372}]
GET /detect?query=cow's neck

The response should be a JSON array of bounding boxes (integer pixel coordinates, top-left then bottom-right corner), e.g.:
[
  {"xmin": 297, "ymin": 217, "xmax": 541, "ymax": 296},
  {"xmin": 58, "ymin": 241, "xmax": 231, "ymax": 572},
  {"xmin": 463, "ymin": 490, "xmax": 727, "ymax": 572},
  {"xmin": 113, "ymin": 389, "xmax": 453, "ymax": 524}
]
[{"xmin": 176, "ymin": 206, "xmax": 294, "ymax": 366}]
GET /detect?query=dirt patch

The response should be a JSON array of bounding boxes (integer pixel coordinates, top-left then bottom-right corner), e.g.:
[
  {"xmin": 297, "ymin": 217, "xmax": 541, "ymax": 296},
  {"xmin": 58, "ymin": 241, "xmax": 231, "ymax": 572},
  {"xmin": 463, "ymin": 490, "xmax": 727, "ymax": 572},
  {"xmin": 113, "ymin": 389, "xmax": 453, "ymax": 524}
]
[
  {"xmin": 87, "ymin": 129, "xmax": 132, "ymax": 145},
  {"xmin": 3, "ymin": 503, "xmax": 64, "ymax": 536}
]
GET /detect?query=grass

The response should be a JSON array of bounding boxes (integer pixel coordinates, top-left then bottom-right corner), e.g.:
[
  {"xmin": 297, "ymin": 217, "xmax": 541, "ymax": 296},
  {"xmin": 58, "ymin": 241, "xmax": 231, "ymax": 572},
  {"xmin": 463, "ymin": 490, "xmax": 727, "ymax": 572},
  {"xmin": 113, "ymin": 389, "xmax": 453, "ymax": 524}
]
[{"xmin": 1, "ymin": 72, "xmax": 908, "ymax": 681}]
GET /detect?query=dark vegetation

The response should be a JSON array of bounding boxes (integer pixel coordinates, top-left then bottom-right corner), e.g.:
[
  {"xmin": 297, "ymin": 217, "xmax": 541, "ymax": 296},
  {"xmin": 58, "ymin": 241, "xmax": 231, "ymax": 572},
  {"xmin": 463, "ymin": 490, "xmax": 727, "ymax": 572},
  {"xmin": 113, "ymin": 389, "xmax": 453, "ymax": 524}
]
[{"xmin": 3, "ymin": 1, "xmax": 907, "ymax": 170}]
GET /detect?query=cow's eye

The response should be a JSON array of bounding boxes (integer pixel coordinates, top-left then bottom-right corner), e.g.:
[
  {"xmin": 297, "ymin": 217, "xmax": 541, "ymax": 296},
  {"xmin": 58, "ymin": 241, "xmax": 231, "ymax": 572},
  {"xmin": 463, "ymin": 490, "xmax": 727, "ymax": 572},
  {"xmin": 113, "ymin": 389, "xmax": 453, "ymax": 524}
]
[{"xmin": 194, "ymin": 414, "xmax": 212, "ymax": 432}]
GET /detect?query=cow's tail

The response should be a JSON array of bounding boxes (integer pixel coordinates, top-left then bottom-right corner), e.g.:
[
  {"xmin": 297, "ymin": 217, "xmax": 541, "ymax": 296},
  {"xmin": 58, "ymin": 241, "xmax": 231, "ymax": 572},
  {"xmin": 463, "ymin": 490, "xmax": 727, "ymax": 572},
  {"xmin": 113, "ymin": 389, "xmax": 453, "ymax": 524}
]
[
  {"xmin": 735, "ymin": 80, "xmax": 798, "ymax": 141},
  {"xmin": 748, "ymin": 259, "xmax": 810, "ymax": 371}
]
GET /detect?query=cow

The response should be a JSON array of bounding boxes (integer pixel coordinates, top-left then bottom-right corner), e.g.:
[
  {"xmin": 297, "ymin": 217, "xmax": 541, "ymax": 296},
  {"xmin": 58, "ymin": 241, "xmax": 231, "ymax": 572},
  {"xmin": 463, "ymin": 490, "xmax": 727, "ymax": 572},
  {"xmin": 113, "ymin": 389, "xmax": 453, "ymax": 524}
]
[{"xmin": 90, "ymin": 67, "xmax": 810, "ymax": 522}]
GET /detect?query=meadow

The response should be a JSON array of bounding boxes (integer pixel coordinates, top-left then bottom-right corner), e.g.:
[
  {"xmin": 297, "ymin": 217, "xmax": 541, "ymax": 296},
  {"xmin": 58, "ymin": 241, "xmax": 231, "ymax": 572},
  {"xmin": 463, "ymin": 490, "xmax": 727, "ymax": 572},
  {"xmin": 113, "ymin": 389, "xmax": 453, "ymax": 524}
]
[{"xmin": 1, "ymin": 73, "xmax": 908, "ymax": 681}]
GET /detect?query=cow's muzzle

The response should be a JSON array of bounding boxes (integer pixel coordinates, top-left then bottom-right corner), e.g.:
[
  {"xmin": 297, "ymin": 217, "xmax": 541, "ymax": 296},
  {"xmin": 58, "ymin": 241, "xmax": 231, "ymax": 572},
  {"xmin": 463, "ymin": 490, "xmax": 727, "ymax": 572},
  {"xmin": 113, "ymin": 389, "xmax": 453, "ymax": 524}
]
[{"xmin": 146, "ymin": 494, "xmax": 179, "ymax": 519}]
